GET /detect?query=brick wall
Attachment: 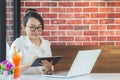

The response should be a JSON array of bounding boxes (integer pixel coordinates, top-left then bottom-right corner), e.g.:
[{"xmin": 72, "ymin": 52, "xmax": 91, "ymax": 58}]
[
  {"xmin": 20, "ymin": 0, "xmax": 120, "ymax": 45},
  {"xmin": 6, "ymin": 0, "xmax": 14, "ymax": 45}
]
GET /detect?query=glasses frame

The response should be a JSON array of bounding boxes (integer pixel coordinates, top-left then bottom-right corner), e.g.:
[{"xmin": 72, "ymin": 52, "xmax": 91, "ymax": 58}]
[{"xmin": 27, "ymin": 24, "xmax": 43, "ymax": 32}]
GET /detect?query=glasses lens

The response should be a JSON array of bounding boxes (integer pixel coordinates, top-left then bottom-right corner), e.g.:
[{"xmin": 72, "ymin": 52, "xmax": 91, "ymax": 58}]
[
  {"xmin": 37, "ymin": 27, "xmax": 42, "ymax": 31},
  {"xmin": 29, "ymin": 26, "xmax": 35, "ymax": 31},
  {"xmin": 28, "ymin": 25, "xmax": 42, "ymax": 32}
]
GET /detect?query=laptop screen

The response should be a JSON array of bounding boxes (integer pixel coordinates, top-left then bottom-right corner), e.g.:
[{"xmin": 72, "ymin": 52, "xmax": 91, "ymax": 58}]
[{"xmin": 67, "ymin": 49, "xmax": 101, "ymax": 77}]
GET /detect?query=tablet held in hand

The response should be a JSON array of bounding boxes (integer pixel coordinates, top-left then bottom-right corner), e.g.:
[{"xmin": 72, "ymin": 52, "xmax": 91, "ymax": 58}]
[{"xmin": 31, "ymin": 56, "xmax": 62, "ymax": 67}]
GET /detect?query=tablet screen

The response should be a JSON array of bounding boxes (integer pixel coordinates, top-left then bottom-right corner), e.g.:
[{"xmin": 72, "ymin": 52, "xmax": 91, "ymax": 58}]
[{"xmin": 31, "ymin": 56, "xmax": 62, "ymax": 67}]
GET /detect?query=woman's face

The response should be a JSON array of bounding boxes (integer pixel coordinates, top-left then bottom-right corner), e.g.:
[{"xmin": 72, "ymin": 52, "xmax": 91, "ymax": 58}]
[{"xmin": 25, "ymin": 17, "xmax": 43, "ymax": 39}]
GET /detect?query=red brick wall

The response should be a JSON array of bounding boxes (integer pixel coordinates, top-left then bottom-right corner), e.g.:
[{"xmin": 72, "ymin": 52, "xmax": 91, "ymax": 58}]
[
  {"xmin": 6, "ymin": 1, "xmax": 14, "ymax": 45},
  {"xmin": 20, "ymin": 0, "xmax": 120, "ymax": 45}
]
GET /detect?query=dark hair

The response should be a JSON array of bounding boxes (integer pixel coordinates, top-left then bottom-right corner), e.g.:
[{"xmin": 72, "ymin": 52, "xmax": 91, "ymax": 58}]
[{"xmin": 22, "ymin": 8, "xmax": 44, "ymax": 30}]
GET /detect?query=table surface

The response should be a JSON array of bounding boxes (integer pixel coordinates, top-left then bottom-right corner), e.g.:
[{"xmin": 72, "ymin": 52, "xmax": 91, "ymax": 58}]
[
  {"xmin": 21, "ymin": 73, "xmax": 120, "ymax": 80},
  {"xmin": 1, "ymin": 73, "xmax": 120, "ymax": 80}
]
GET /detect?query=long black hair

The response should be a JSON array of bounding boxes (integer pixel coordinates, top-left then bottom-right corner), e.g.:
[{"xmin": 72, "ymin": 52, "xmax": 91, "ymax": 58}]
[{"xmin": 22, "ymin": 8, "xmax": 44, "ymax": 30}]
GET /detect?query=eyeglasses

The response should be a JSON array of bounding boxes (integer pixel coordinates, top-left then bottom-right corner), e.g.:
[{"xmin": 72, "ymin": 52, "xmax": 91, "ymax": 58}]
[{"xmin": 27, "ymin": 24, "xmax": 42, "ymax": 32}]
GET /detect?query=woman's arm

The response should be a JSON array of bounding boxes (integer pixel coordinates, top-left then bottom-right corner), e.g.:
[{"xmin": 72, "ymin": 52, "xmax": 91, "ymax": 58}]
[
  {"xmin": 20, "ymin": 61, "xmax": 32, "ymax": 72},
  {"xmin": 20, "ymin": 56, "xmax": 37, "ymax": 72}
]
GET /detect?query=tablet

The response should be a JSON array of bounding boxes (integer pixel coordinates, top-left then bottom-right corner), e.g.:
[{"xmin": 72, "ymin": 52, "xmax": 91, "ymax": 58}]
[{"xmin": 31, "ymin": 56, "xmax": 62, "ymax": 67}]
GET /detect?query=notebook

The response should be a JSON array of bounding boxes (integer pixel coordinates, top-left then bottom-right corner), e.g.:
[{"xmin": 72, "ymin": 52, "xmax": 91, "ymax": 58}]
[{"xmin": 42, "ymin": 49, "xmax": 101, "ymax": 78}]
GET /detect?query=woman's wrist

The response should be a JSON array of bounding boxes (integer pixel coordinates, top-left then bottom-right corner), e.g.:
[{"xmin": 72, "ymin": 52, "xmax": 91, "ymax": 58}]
[{"xmin": 20, "ymin": 61, "xmax": 32, "ymax": 72}]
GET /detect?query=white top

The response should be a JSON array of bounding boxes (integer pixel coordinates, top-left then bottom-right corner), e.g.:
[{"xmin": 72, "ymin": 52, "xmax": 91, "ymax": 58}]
[{"xmin": 8, "ymin": 36, "xmax": 52, "ymax": 74}]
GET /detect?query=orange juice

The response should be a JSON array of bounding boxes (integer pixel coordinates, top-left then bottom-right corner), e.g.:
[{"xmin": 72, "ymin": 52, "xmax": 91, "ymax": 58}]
[{"xmin": 12, "ymin": 46, "xmax": 21, "ymax": 79}]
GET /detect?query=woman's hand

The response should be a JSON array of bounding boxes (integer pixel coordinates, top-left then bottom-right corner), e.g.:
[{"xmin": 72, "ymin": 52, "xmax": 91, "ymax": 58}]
[{"xmin": 40, "ymin": 60, "xmax": 54, "ymax": 75}]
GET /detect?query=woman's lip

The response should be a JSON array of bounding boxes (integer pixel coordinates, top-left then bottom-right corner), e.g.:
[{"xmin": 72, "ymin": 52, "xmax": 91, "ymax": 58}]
[{"xmin": 32, "ymin": 34, "xmax": 39, "ymax": 35}]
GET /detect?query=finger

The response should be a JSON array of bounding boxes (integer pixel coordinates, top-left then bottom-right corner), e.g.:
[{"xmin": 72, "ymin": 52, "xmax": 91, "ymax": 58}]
[
  {"xmin": 50, "ymin": 60, "xmax": 52, "ymax": 64},
  {"xmin": 41, "ymin": 60, "xmax": 46, "ymax": 63},
  {"xmin": 42, "ymin": 60, "xmax": 49, "ymax": 64},
  {"xmin": 39, "ymin": 62, "xmax": 43, "ymax": 66}
]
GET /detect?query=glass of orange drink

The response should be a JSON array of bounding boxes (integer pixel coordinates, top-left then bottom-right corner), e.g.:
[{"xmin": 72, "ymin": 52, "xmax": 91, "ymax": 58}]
[{"xmin": 12, "ymin": 46, "xmax": 21, "ymax": 79}]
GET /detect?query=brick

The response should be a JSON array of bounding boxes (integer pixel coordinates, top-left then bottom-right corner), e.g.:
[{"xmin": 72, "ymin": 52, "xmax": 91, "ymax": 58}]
[
  {"xmin": 74, "ymin": 14, "xmax": 89, "ymax": 18},
  {"xmin": 51, "ymin": 19, "xmax": 66, "ymax": 24},
  {"xmin": 51, "ymin": 8, "xmax": 66, "ymax": 12},
  {"xmin": 36, "ymin": 8, "xmax": 50, "ymax": 12},
  {"xmin": 59, "ymin": 37, "xmax": 74, "ymax": 41},
  {"xmin": 116, "ymin": 8, "xmax": 120, "ymax": 12},
  {"xmin": 67, "ymin": 8, "xmax": 82, "ymax": 12},
  {"xmin": 59, "ymin": 25, "xmax": 73, "ymax": 30},
  {"xmin": 42, "ymin": 2, "xmax": 57, "ymax": 7},
  {"xmin": 91, "ymin": 25, "xmax": 106, "ymax": 30},
  {"xmin": 42, "ymin": 14, "xmax": 57, "ymax": 18},
  {"xmin": 100, "ymin": 42, "xmax": 114, "ymax": 45},
  {"xmin": 44, "ymin": 20, "xmax": 50, "ymax": 24},
  {"xmin": 74, "ymin": 25, "xmax": 89, "ymax": 30},
  {"xmin": 84, "ymin": 31, "xmax": 98, "ymax": 35},
  {"xmin": 100, "ymin": 8, "xmax": 115, "ymax": 12},
  {"xmin": 6, "ymin": 2, "xmax": 13, "ymax": 6},
  {"xmin": 42, "ymin": 31, "xmax": 50, "ymax": 36},
  {"xmin": 6, "ymin": 20, "xmax": 13, "ymax": 24},
  {"xmin": 116, "ymin": 20, "xmax": 120, "ymax": 24},
  {"xmin": 67, "ymin": 42, "xmax": 82, "ymax": 45},
  {"xmin": 20, "ymin": 8, "xmax": 27, "ymax": 12},
  {"xmin": 91, "ymin": 36, "xmax": 106, "ymax": 41},
  {"xmin": 90, "ymin": 2, "xmax": 105, "ymax": 6},
  {"xmin": 25, "ymin": 2, "xmax": 40, "ymax": 6},
  {"xmin": 83, "ymin": 20, "xmax": 98, "ymax": 24},
  {"xmin": 100, "ymin": 31, "xmax": 115, "ymax": 35},
  {"xmin": 75, "ymin": 36, "xmax": 90, "ymax": 41},
  {"xmin": 107, "ymin": 25, "xmax": 120, "ymax": 30},
  {"xmin": 116, "ymin": 31, "xmax": 120, "ymax": 35},
  {"xmin": 67, "ymin": 20, "xmax": 82, "ymax": 24},
  {"xmin": 58, "ymin": 14, "xmax": 73, "ymax": 18},
  {"xmin": 67, "ymin": 31, "xmax": 82, "ymax": 35},
  {"xmin": 99, "ymin": 19, "xmax": 114, "ymax": 24},
  {"xmin": 83, "ymin": 42, "xmax": 98, "ymax": 45},
  {"xmin": 107, "ymin": 2, "xmax": 120, "ymax": 6},
  {"xmin": 6, "ymin": 8, "xmax": 13, "ymax": 12},
  {"xmin": 6, "ymin": 31, "xmax": 14, "ymax": 35},
  {"xmin": 21, "ymin": 2, "xmax": 24, "ymax": 6},
  {"xmin": 107, "ymin": 36, "xmax": 120, "ymax": 41},
  {"xmin": 43, "ymin": 37, "xmax": 58, "ymax": 41},
  {"xmin": 44, "ymin": 25, "xmax": 57, "ymax": 30},
  {"xmin": 75, "ymin": 2, "xmax": 89, "ymax": 6},
  {"xmin": 6, "ymin": 14, "xmax": 10, "ymax": 18},
  {"xmin": 107, "ymin": 13, "xmax": 120, "ymax": 18},
  {"xmin": 51, "ymin": 31, "xmax": 66, "ymax": 36},
  {"xmin": 91, "ymin": 14, "xmax": 106, "ymax": 18},
  {"xmin": 59, "ymin": 2, "xmax": 73, "ymax": 7},
  {"xmin": 83, "ymin": 8, "xmax": 98, "ymax": 12},
  {"xmin": 116, "ymin": 42, "xmax": 120, "ymax": 45}
]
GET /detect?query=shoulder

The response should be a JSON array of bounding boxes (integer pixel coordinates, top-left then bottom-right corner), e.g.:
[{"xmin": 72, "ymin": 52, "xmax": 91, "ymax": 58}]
[
  {"xmin": 11, "ymin": 36, "xmax": 27, "ymax": 48},
  {"xmin": 13, "ymin": 36, "xmax": 27, "ymax": 44}
]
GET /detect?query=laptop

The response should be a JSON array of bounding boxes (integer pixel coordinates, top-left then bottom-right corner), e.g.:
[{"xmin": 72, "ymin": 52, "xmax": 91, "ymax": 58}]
[{"xmin": 42, "ymin": 49, "xmax": 101, "ymax": 78}]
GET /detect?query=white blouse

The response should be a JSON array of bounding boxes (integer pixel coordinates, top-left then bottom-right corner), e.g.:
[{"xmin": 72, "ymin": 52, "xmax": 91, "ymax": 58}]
[{"xmin": 8, "ymin": 36, "xmax": 52, "ymax": 74}]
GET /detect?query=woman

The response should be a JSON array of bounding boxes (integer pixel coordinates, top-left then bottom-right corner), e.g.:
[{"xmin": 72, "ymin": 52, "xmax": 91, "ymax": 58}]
[{"xmin": 9, "ymin": 8, "xmax": 54, "ymax": 74}]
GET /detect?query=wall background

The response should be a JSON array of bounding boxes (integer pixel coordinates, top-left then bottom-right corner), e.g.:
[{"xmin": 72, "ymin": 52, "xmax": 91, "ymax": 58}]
[{"xmin": 20, "ymin": 0, "xmax": 120, "ymax": 45}]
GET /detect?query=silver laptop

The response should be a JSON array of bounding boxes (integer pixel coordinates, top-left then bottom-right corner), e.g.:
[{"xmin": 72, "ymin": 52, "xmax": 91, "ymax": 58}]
[{"xmin": 42, "ymin": 49, "xmax": 101, "ymax": 78}]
